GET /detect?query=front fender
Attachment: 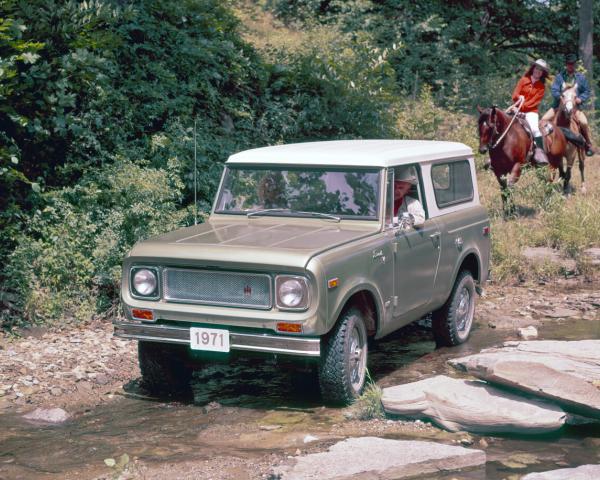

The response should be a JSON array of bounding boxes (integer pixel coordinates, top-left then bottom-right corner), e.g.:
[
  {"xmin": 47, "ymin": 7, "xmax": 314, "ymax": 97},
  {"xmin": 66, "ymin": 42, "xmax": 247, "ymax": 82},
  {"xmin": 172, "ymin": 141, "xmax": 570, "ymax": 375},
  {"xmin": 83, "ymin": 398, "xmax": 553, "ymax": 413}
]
[{"xmin": 327, "ymin": 278, "xmax": 385, "ymax": 335}]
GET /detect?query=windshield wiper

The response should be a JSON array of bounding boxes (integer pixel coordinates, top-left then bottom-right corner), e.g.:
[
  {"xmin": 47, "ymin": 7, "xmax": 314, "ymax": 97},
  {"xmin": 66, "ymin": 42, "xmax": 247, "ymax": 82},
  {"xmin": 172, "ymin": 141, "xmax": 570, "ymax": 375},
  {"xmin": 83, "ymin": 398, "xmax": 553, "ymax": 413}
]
[
  {"xmin": 247, "ymin": 208, "xmax": 292, "ymax": 218},
  {"xmin": 247, "ymin": 208, "xmax": 340, "ymax": 222},
  {"xmin": 305, "ymin": 211, "xmax": 341, "ymax": 222}
]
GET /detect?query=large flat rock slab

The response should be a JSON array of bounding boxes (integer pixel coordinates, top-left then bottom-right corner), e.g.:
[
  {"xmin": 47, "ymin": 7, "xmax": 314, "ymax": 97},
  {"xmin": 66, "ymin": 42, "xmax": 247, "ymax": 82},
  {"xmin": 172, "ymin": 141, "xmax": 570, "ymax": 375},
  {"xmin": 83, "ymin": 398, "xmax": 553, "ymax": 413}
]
[
  {"xmin": 449, "ymin": 340, "xmax": 600, "ymax": 419},
  {"xmin": 522, "ymin": 464, "xmax": 600, "ymax": 479},
  {"xmin": 275, "ymin": 437, "xmax": 485, "ymax": 479},
  {"xmin": 381, "ymin": 375, "xmax": 565, "ymax": 434},
  {"xmin": 521, "ymin": 247, "xmax": 577, "ymax": 273}
]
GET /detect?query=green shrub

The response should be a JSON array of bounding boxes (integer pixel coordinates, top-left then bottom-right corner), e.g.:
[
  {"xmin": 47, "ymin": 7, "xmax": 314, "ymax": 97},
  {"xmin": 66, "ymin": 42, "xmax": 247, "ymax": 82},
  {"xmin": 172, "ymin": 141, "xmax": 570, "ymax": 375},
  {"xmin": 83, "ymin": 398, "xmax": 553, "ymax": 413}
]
[{"xmin": 2, "ymin": 160, "xmax": 186, "ymax": 327}]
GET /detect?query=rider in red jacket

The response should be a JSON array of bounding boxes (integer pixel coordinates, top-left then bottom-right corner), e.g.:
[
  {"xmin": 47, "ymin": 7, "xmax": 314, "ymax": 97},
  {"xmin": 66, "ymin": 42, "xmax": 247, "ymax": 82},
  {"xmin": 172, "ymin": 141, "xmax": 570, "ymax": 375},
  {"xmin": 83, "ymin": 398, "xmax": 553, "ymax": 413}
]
[{"xmin": 510, "ymin": 59, "xmax": 550, "ymax": 166}]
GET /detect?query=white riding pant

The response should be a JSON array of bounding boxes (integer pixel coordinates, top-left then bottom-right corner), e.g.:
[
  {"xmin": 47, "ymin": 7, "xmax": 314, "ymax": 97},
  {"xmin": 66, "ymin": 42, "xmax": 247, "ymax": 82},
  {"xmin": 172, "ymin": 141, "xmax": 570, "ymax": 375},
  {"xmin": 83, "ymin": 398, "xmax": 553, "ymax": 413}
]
[{"xmin": 525, "ymin": 112, "xmax": 542, "ymax": 137}]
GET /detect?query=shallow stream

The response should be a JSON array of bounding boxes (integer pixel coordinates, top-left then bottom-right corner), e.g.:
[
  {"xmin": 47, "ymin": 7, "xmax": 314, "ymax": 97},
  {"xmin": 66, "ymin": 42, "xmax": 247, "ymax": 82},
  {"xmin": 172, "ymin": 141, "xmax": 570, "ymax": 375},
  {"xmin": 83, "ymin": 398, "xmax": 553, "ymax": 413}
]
[{"xmin": 1, "ymin": 310, "xmax": 599, "ymax": 479}]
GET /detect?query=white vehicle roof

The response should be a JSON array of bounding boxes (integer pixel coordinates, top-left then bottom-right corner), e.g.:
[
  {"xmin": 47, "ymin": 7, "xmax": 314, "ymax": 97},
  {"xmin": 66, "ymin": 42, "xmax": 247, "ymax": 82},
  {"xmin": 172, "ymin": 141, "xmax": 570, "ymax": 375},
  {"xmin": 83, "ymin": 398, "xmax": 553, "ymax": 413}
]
[{"xmin": 227, "ymin": 140, "xmax": 472, "ymax": 168}]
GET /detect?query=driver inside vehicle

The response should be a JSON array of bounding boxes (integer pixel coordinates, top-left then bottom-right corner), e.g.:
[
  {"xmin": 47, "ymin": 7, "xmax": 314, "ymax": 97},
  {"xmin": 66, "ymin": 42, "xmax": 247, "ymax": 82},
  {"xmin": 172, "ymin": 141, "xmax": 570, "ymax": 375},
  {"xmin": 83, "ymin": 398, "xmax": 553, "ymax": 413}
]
[{"xmin": 393, "ymin": 166, "xmax": 426, "ymax": 228}]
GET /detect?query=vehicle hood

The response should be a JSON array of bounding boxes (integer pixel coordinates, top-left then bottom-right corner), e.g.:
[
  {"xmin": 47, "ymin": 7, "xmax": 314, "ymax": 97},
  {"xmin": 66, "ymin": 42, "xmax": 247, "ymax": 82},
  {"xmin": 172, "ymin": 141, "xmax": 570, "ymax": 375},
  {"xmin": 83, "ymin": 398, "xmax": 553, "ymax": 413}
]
[{"xmin": 126, "ymin": 218, "xmax": 380, "ymax": 269}]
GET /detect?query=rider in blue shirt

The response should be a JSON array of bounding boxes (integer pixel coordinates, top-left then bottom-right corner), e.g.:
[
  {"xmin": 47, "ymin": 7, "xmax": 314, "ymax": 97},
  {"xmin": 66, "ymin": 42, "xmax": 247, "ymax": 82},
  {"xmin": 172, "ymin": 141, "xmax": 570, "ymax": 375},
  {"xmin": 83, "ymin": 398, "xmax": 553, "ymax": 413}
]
[{"xmin": 541, "ymin": 54, "xmax": 594, "ymax": 156}]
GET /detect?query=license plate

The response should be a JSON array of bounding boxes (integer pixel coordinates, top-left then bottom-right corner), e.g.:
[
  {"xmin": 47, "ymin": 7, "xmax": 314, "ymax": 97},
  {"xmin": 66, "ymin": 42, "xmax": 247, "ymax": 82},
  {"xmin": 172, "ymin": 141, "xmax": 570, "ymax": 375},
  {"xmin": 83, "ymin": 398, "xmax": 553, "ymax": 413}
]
[{"xmin": 190, "ymin": 327, "xmax": 230, "ymax": 352}]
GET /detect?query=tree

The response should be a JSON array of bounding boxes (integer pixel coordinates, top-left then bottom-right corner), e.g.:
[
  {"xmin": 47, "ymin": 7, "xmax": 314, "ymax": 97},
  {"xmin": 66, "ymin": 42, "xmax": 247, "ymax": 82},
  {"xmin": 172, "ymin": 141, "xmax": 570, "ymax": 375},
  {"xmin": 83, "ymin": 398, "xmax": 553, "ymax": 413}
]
[{"xmin": 579, "ymin": 0, "xmax": 594, "ymax": 112}]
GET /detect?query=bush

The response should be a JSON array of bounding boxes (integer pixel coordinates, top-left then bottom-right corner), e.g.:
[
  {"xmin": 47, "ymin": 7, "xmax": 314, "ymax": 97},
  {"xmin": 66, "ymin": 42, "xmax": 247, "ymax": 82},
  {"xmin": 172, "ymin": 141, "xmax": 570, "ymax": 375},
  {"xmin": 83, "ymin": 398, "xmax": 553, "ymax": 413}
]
[{"xmin": 2, "ymin": 160, "xmax": 186, "ymax": 327}]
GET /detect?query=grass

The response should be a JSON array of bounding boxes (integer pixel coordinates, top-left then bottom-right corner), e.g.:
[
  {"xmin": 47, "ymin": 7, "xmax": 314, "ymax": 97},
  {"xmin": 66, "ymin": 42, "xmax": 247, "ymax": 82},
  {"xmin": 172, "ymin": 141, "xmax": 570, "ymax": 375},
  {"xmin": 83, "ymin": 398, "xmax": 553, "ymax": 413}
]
[
  {"xmin": 352, "ymin": 371, "xmax": 385, "ymax": 420},
  {"xmin": 476, "ymin": 144, "xmax": 600, "ymax": 283}
]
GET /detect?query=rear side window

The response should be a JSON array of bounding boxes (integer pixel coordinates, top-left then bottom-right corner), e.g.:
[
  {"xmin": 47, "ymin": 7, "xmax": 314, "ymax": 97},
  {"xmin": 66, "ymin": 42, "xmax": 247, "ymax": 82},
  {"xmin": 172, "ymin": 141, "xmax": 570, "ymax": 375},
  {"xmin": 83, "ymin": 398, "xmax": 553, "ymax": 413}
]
[{"xmin": 431, "ymin": 161, "xmax": 473, "ymax": 208}]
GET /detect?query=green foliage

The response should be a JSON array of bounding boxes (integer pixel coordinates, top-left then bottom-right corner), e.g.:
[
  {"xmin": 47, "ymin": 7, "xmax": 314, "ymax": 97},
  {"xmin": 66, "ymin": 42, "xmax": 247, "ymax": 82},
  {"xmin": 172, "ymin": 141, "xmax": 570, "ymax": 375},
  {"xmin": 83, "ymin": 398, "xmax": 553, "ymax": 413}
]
[
  {"xmin": 1, "ymin": 0, "xmax": 400, "ymax": 325},
  {"xmin": 2, "ymin": 160, "xmax": 186, "ymax": 326},
  {"xmin": 265, "ymin": 0, "xmax": 600, "ymax": 112}
]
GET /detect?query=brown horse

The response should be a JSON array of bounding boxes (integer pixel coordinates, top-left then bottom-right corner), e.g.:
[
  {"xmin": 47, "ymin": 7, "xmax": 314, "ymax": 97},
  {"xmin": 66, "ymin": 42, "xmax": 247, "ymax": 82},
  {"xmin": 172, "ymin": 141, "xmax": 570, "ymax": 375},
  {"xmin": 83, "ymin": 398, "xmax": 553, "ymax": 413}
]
[
  {"xmin": 477, "ymin": 106, "xmax": 534, "ymax": 211},
  {"xmin": 542, "ymin": 84, "xmax": 586, "ymax": 194}
]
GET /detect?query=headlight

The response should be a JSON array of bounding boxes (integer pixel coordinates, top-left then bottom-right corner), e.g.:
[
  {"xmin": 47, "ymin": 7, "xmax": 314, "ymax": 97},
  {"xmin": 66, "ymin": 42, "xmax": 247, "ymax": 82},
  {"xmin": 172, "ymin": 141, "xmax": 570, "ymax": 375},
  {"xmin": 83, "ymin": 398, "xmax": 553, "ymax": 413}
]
[
  {"xmin": 131, "ymin": 268, "xmax": 158, "ymax": 298},
  {"xmin": 276, "ymin": 276, "xmax": 309, "ymax": 310}
]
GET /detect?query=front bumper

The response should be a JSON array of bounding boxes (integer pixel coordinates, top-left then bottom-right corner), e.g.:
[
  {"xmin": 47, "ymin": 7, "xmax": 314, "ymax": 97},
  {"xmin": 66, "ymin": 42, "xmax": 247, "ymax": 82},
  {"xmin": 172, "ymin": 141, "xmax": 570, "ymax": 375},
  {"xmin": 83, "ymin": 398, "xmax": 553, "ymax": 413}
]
[{"xmin": 113, "ymin": 322, "xmax": 321, "ymax": 357}]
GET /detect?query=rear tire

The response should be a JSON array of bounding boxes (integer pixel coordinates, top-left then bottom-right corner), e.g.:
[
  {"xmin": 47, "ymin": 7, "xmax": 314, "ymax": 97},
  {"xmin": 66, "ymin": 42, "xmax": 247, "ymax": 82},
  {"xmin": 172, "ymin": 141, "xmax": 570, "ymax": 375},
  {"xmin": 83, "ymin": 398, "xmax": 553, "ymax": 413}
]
[
  {"xmin": 318, "ymin": 307, "xmax": 368, "ymax": 405},
  {"xmin": 138, "ymin": 341, "xmax": 193, "ymax": 395},
  {"xmin": 432, "ymin": 270, "xmax": 476, "ymax": 347}
]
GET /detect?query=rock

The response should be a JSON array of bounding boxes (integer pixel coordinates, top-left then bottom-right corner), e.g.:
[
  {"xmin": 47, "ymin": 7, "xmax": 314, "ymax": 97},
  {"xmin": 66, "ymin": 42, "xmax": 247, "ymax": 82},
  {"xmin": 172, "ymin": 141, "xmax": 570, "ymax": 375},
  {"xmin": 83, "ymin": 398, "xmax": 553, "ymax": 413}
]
[
  {"xmin": 23, "ymin": 407, "xmax": 70, "ymax": 424},
  {"xmin": 94, "ymin": 374, "xmax": 109, "ymax": 385},
  {"xmin": 381, "ymin": 376, "xmax": 565, "ymax": 434},
  {"xmin": 202, "ymin": 401, "xmax": 222, "ymax": 414},
  {"xmin": 303, "ymin": 435, "xmax": 318, "ymax": 443},
  {"xmin": 50, "ymin": 387, "xmax": 62, "ymax": 396},
  {"xmin": 583, "ymin": 248, "xmax": 600, "ymax": 266},
  {"xmin": 542, "ymin": 308, "xmax": 579, "ymax": 318},
  {"xmin": 259, "ymin": 425, "xmax": 281, "ymax": 431},
  {"xmin": 485, "ymin": 314, "xmax": 540, "ymax": 330},
  {"xmin": 449, "ymin": 340, "xmax": 600, "ymax": 419},
  {"xmin": 521, "ymin": 247, "xmax": 577, "ymax": 273},
  {"xmin": 274, "ymin": 437, "xmax": 485, "ymax": 480},
  {"xmin": 522, "ymin": 464, "xmax": 600, "ymax": 479},
  {"xmin": 519, "ymin": 326, "xmax": 538, "ymax": 339}
]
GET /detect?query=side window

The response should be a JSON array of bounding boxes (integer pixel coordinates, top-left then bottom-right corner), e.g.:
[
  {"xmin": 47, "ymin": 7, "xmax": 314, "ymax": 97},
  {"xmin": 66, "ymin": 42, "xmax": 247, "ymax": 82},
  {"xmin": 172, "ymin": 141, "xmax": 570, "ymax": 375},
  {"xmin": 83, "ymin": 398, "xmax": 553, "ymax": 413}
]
[{"xmin": 431, "ymin": 161, "xmax": 473, "ymax": 208}]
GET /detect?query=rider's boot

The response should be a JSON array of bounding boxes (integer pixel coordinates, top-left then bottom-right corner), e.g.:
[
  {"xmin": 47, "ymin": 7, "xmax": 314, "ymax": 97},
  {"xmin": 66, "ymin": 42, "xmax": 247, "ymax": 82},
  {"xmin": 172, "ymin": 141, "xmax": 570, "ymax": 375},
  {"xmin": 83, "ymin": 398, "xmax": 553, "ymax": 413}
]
[
  {"xmin": 533, "ymin": 136, "xmax": 550, "ymax": 166},
  {"xmin": 580, "ymin": 124, "xmax": 594, "ymax": 156}
]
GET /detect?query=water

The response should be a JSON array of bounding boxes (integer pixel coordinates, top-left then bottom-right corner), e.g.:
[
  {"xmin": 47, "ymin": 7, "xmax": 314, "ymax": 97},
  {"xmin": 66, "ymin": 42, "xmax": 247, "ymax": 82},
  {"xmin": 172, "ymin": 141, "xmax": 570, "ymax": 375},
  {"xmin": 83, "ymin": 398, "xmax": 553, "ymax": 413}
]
[{"xmin": 1, "ymin": 314, "xmax": 598, "ymax": 479}]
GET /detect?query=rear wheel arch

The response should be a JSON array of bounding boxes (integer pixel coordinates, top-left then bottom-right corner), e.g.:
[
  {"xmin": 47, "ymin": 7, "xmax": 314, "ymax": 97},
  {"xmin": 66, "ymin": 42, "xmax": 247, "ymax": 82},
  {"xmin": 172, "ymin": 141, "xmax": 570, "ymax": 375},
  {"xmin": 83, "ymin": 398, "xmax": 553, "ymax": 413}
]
[{"xmin": 456, "ymin": 251, "xmax": 481, "ymax": 283}]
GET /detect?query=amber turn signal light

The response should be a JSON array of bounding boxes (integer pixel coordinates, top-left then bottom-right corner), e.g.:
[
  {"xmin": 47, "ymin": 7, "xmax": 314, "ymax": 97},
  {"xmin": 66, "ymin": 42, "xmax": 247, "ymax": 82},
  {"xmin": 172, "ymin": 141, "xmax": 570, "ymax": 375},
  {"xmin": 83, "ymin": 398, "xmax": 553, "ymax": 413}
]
[
  {"xmin": 276, "ymin": 322, "xmax": 302, "ymax": 333},
  {"xmin": 132, "ymin": 308, "xmax": 154, "ymax": 321}
]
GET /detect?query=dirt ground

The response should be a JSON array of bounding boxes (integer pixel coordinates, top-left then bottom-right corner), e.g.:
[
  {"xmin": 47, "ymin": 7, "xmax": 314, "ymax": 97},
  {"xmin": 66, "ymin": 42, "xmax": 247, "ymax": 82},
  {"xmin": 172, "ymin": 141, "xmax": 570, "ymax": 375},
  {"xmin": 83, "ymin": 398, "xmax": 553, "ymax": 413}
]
[{"xmin": 1, "ymin": 278, "xmax": 599, "ymax": 479}]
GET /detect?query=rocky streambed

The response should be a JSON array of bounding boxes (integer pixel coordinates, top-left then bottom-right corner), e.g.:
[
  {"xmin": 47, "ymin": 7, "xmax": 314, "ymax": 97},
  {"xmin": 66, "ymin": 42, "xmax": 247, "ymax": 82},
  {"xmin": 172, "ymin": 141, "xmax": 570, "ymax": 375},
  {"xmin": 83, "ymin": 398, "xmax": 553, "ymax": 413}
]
[{"xmin": 0, "ymin": 280, "xmax": 599, "ymax": 479}]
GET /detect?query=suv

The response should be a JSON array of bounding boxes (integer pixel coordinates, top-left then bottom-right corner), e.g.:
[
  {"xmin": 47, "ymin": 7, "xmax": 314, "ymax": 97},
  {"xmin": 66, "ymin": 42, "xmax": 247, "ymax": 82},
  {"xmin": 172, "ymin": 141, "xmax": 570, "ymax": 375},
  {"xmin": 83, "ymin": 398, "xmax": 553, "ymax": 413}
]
[{"xmin": 115, "ymin": 140, "xmax": 490, "ymax": 404}]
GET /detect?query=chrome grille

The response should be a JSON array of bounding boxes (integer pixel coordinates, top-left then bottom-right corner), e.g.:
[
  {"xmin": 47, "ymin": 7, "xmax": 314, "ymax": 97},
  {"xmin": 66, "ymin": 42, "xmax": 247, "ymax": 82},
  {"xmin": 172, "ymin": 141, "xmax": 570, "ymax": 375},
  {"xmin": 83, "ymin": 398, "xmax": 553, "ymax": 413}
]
[{"xmin": 163, "ymin": 268, "xmax": 272, "ymax": 309}]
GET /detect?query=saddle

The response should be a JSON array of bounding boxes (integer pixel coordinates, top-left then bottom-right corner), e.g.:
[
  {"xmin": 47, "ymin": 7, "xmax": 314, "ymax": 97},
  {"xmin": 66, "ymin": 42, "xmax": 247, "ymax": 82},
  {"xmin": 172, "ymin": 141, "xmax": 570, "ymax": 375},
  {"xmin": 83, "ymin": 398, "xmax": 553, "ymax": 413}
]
[{"xmin": 513, "ymin": 114, "xmax": 536, "ymax": 159}]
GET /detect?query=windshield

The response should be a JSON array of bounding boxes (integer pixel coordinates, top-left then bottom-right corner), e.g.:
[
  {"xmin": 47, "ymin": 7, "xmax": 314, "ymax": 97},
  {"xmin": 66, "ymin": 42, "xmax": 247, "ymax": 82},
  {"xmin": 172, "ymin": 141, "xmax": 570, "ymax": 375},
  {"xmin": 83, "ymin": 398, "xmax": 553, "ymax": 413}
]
[{"xmin": 215, "ymin": 166, "xmax": 381, "ymax": 220}]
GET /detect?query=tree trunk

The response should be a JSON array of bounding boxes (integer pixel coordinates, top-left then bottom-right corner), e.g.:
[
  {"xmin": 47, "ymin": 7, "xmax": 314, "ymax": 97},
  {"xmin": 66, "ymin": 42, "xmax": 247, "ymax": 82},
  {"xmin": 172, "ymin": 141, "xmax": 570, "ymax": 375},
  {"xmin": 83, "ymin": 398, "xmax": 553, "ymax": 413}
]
[{"xmin": 579, "ymin": 0, "xmax": 594, "ymax": 118}]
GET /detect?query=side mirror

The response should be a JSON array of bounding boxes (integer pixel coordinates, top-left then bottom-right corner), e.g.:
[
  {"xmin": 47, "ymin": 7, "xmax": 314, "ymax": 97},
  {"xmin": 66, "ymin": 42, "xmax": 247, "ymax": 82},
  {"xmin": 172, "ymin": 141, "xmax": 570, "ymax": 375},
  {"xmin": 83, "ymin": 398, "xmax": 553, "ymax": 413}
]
[{"xmin": 392, "ymin": 212, "xmax": 415, "ymax": 235}]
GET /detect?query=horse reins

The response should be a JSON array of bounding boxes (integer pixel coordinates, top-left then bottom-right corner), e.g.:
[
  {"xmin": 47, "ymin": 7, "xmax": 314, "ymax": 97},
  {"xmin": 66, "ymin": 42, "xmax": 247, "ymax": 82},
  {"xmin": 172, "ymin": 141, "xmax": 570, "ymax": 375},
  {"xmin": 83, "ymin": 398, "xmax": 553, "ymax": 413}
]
[{"xmin": 488, "ymin": 97, "xmax": 524, "ymax": 150}]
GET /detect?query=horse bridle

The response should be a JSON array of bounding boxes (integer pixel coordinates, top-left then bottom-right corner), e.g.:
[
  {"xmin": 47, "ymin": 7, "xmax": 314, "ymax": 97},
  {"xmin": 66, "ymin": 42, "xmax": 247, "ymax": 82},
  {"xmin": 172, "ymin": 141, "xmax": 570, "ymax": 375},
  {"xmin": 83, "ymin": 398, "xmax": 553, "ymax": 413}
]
[
  {"xmin": 485, "ymin": 108, "xmax": 500, "ymax": 150},
  {"xmin": 486, "ymin": 100, "xmax": 523, "ymax": 150}
]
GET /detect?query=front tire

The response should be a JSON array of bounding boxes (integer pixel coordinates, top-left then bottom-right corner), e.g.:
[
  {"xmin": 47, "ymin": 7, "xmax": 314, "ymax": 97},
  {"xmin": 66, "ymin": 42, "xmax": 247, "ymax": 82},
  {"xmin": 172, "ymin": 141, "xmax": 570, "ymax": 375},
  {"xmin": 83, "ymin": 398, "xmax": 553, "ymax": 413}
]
[
  {"xmin": 138, "ymin": 341, "xmax": 193, "ymax": 395},
  {"xmin": 318, "ymin": 307, "xmax": 368, "ymax": 405},
  {"xmin": 432, "ymin": 270, "xmax": 476, "ymax": 347}
]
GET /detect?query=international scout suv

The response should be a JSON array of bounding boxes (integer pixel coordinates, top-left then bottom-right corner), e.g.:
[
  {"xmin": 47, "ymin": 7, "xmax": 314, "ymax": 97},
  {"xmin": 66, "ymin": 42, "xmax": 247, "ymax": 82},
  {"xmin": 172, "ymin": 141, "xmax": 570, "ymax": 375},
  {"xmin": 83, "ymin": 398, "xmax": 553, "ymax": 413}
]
[{"xmin": 115, "ymin": 140, "xmax": 491, "ymax": 404}]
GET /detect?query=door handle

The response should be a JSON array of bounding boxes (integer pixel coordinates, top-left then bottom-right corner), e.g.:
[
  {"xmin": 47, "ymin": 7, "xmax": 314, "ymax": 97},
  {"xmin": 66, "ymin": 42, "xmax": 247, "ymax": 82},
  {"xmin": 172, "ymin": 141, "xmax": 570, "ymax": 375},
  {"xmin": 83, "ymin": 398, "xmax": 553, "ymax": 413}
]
[{"xmin": 430, "ymin": 232, "xmax": 441, "ymax": 249}]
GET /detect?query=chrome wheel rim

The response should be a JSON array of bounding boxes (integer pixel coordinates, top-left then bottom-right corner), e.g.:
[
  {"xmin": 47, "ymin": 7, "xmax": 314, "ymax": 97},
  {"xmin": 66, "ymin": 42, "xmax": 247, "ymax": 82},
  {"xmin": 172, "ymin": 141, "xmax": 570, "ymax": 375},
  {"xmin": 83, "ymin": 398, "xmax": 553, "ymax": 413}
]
[
  {"xmin": 349, "ymin": 325, "xmax": 367, "ymax": 392},
  {"xmin": 456, "ymin": 286, "xmax": 474, "ymax": 339}
]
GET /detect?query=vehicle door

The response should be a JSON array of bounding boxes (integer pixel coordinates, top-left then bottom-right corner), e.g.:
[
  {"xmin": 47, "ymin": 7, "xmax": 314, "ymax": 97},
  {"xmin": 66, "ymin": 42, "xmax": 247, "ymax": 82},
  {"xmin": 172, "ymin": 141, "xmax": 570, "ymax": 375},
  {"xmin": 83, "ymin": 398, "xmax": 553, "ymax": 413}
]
[
  {"xmin": 428, "ymin": 159, "xmax": 488, "ymax": 303},
  {"xmin": 390, "ymin": 166, "xmax": 441, "ymax": 321}
]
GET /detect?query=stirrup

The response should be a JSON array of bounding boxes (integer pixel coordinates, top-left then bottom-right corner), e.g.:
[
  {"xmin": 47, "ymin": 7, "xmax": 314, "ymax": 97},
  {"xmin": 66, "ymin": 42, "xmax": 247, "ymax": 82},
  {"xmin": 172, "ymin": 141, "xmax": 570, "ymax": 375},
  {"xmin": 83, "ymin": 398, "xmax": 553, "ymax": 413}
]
[{"xmin": 586, "ymin": 145, "xmax": 594, "ymax": 157}]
